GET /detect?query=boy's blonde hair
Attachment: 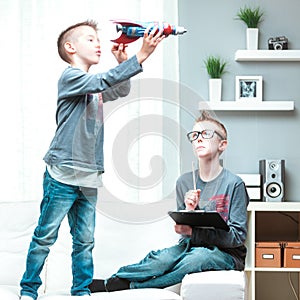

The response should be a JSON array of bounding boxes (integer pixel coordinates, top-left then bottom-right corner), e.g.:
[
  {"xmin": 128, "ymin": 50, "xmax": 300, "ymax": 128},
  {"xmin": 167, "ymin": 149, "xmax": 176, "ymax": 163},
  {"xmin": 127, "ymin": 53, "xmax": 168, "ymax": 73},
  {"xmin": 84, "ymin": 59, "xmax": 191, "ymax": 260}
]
[
  {"xmin": 196, "ymin": 110, "xmax": 227, "ymax": 140},
  {"xmin": 57, "ymin": 19, "xmax": 98, "ymax": 63}
]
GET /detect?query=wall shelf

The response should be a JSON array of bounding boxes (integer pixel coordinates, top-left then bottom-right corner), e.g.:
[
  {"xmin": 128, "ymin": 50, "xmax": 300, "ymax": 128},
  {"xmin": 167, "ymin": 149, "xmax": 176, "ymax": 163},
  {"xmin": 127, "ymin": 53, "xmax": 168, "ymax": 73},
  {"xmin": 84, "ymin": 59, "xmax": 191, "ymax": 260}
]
[
  {"xmin": 235, "ymin": 50, "xmax": 300, "ymax": 61},
  {"xmin": 199, "ymin": 101, "xmax": 294, "ymax": 111}
]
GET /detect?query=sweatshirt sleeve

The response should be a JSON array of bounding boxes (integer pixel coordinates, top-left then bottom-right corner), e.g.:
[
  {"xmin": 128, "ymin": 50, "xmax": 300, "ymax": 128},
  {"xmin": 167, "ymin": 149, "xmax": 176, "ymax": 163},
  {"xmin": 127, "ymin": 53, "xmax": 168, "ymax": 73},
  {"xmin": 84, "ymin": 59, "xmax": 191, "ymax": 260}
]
[
  {"xmin": 58, "ymin": 55, "xmax": 142, "ymax": 99},
  {"xmin": 101, "ymin": 80, "xmax": 131, "ymax": 102}
]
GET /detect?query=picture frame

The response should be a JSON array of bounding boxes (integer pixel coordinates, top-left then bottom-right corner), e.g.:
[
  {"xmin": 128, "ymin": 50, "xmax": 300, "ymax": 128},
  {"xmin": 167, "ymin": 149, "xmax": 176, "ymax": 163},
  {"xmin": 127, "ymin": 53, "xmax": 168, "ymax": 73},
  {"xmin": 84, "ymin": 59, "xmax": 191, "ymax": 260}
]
[{"xmin": 235, "ymin": 76, "xmax": 263, "ymax": 102}]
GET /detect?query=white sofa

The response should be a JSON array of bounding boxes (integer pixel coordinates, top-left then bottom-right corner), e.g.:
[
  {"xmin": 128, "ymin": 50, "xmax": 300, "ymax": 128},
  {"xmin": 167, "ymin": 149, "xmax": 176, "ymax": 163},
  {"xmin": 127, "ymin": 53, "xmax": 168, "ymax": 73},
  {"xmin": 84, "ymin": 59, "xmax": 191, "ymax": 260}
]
[{"xmin": 0, "ymin": 201, "xmax": 247, "ymax": 300}]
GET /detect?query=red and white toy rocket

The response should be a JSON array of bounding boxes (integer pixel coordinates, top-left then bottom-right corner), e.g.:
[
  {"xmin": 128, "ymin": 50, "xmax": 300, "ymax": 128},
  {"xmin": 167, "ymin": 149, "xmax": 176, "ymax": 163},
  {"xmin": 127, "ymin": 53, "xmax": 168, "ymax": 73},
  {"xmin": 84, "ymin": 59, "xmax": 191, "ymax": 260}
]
[{"xmin": 110, "ymin": 19, "xmax": 187, "ymax": 44}]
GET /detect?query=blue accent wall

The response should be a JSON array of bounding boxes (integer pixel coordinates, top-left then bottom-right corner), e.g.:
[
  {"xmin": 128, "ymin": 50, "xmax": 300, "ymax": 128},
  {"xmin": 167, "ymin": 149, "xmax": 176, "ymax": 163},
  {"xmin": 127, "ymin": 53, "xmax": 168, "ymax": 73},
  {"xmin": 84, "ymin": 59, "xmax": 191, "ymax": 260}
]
[{"xmin": 178, "ymin": 0, "xmax": 300, "ymax": 201}]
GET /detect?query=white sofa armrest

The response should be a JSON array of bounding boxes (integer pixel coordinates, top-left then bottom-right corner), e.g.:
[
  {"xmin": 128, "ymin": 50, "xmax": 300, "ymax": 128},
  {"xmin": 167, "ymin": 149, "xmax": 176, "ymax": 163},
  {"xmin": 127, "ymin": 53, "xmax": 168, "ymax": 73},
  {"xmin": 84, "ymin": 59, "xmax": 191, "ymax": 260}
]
[
  {"xmin": 0, "ymin": 285, "xmax": 22, "ymax": 300},
  {"xmin": 180, "ymin": 270, "xmax": 246, "ymax": 300}
]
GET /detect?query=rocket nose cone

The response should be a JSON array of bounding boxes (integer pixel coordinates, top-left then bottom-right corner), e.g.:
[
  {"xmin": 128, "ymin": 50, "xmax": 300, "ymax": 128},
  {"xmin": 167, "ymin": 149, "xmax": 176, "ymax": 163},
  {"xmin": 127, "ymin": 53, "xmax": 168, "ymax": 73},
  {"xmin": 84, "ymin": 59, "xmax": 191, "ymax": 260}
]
[{"xmin": 175, "ymin": 26, "xmax": 187, "ymax": 35}]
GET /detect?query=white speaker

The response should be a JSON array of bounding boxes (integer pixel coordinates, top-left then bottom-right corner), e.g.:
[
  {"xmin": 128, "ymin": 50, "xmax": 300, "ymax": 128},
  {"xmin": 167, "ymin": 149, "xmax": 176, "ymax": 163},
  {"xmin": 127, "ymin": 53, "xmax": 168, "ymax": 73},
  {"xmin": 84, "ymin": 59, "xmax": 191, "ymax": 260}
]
[{"xmin": 259, "ymin": 159, "xmax": 285, "ymax": 202}]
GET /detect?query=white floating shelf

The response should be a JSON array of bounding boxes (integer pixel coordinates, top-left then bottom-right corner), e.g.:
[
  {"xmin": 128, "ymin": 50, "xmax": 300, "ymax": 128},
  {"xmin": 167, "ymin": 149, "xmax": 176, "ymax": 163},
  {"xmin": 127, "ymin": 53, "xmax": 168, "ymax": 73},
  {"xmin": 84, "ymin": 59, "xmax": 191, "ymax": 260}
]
[
  {"xmin": 199, "ymin": 101, "xmax": 294, "ymax": 111},
  {"xmin": 235, "ymin": 50, "xmax": 300, "ymax": 61}
]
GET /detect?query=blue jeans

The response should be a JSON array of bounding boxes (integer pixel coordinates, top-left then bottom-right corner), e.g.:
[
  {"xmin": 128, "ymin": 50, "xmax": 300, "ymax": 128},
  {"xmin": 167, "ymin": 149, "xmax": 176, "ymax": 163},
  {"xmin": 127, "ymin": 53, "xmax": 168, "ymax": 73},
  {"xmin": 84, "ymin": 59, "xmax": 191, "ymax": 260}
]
[
  {"xmin": 113, "ymin": 238, "xmax": 235, "ymax": 288},
  {"xmin": 20, "ymin": 169, "xmax": 97, "ymax": 299}
]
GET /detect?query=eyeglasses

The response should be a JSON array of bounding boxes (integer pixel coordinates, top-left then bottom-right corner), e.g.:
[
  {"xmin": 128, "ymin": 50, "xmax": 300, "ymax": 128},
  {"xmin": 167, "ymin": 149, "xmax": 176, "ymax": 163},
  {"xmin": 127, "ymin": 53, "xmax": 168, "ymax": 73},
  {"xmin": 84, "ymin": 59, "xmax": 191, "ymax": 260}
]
[{"xmin": 187, "ymin": 130, "xmax": 225, "ymax": 142}]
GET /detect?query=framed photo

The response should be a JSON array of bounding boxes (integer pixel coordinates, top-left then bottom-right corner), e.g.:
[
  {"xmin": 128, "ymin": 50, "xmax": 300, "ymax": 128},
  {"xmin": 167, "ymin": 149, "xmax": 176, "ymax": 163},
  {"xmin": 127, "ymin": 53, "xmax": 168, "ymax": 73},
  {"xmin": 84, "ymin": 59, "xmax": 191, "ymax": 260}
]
[{"xmin": 235, "ymin": 76, "xmax": 263, "ymax": 102}]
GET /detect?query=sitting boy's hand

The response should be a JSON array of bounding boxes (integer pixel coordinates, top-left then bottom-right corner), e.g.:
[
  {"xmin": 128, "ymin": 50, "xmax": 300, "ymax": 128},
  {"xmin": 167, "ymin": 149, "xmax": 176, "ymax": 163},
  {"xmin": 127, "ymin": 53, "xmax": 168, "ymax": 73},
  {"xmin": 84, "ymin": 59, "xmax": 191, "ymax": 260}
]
[
  {"xmin": 184, "ymin": 189, "xmax": 201, "ymax": 211},
  {"xmin": 174, "ymin": 224, "xmax": 192, "ymax": 236},
  {"xmin": 111, "ymin": 43, "xmax": 128, "ymax": 64}
]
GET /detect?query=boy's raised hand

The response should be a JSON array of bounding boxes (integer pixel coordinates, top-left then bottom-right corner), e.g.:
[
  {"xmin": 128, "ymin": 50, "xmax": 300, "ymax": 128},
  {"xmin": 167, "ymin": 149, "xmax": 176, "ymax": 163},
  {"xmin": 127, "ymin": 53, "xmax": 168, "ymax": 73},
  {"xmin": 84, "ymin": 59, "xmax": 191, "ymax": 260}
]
[
  {"xmin": 136, "ymin": 26, "xmax": 165, "ymax": 64},
  {"xmin": 111, "ymin": 43, "xmax": 128, "ymax": 64}
]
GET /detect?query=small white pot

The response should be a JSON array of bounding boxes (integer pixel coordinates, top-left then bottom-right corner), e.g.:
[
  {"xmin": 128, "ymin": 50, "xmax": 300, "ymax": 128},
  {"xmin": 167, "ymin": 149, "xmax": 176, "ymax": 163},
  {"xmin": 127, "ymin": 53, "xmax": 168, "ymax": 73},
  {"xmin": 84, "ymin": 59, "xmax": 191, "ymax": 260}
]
[
  {"xmin": 247, "ymin": 28, "xmax": 259, "ymax": 50},
  {"xmin": 209, "ymin": 78, "xmax": 222, "ymax": 102}
]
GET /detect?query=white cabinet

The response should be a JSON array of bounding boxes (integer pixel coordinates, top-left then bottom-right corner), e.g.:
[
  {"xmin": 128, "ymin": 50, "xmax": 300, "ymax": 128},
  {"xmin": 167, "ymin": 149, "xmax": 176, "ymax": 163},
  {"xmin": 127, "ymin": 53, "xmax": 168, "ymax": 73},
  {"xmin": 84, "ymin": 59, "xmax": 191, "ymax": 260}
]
[{"xmin": 246, "ymin": 202, "xmax": 300, "ymax": 300}]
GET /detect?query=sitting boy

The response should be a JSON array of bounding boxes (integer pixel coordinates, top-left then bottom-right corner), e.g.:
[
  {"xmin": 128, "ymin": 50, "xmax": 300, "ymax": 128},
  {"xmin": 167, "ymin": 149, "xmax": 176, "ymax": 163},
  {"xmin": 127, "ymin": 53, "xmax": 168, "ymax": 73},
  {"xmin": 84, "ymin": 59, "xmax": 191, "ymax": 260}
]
[{"xmin": 89, "ymin": 110, "xmax": 249, "ymax": 292}]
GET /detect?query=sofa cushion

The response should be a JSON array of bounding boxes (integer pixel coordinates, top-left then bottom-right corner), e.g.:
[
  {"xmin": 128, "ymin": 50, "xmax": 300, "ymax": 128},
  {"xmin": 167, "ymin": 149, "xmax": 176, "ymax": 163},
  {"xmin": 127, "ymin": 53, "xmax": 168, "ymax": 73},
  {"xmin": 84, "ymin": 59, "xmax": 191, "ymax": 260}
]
[
  {"xmin": 39, "ymin": 288, "xmax": 181, "ymax": 299},
  {"xmin": 44, "ymin": 211, "xmax": 179, "ymax": 293},
  {"xmin": 180, "ymin": 271, "xmax": 246, "ymax": 300},
  {"xmin": 0, "ymin": 202, "xmax": 45, "ymax": 287},
  {"xmin": 0, "ymin": 285, "xmax": 21, "ymax": 300}
]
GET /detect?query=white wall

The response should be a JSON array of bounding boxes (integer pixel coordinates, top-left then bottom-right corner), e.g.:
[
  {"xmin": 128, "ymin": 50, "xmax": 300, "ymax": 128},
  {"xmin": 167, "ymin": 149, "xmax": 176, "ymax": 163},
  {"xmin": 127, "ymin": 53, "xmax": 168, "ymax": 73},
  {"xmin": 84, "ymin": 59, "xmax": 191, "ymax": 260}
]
[{"xmin": 0, "ymin": 0, "xmax": 182, "ymax": 224}]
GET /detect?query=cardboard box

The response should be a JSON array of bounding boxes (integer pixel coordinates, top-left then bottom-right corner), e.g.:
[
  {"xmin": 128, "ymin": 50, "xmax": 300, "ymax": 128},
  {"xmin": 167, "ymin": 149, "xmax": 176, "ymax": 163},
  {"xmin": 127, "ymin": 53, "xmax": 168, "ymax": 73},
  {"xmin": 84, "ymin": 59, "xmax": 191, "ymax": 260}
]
[
  {"xmin": 255, "ymin": 242, "xmax": 281, "ymax": 267},
  {"xmin": 283, "ymin": 242, "xmax": 300, "ymax": 268}
]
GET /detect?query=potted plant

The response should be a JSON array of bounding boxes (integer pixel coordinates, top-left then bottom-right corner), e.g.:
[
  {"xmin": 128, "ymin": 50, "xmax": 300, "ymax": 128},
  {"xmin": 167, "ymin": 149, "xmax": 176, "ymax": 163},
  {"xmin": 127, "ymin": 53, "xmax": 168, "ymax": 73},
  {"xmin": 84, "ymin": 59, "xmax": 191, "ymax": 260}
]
[
  {"xmin": 204, "ymin": 56, "xmax": 227, "ymax": 102},
  {"xmin": 236, "ymin": 6, "xmax": 264, "ymax": 50}
]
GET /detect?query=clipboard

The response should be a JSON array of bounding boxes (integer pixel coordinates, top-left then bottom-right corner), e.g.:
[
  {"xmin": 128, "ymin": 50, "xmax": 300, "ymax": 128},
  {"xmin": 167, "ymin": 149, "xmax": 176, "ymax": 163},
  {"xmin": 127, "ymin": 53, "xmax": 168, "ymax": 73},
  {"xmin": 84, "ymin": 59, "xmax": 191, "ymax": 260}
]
[{"xmin": 168, "ymin": 210, "xmax": 230, "ymax": 232}]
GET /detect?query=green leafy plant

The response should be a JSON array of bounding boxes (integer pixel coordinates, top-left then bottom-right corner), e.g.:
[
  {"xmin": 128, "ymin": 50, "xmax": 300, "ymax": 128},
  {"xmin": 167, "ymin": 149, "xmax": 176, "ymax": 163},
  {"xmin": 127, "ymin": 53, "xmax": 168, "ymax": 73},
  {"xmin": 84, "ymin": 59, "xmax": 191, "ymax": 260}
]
[
  {"xmin": 236, "ymin": 6, "xmax": 264, "ymax": 28},
  {"xmin": 204, "ymin": 56, "xmax": 227, "ymax": 79}
]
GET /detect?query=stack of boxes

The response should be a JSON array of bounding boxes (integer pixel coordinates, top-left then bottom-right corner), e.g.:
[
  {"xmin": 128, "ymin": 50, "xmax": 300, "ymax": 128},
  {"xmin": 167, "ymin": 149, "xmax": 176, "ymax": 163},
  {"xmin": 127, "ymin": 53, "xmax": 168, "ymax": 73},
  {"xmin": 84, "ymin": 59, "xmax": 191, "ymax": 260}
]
[{"xmin": 256, "ymin": 242, "xmax": 300, "ymax": 268}]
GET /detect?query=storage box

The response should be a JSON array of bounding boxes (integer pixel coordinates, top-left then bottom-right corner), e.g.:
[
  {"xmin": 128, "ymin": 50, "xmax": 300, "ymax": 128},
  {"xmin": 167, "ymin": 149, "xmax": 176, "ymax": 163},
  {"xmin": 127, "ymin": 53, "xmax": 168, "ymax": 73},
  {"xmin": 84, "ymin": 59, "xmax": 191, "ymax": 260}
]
[
  {"xmin": 283, "ymin": 242, "xmax": 300, "ymax": 268},
  {"xmin": 237, "ymin": 174, "xmax": 261, "ymax": 201},
  {"xmin": 255, "ymin": 242, "xmax": 281, "ymax": 267}
]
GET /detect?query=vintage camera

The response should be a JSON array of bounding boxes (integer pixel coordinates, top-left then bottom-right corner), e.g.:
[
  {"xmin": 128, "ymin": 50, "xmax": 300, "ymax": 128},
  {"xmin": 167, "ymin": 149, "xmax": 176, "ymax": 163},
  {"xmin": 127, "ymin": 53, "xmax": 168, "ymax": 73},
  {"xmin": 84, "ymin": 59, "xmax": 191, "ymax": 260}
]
[{"xmin": 268, "ymin": 36, "xmax": 288, "ymax": 50}]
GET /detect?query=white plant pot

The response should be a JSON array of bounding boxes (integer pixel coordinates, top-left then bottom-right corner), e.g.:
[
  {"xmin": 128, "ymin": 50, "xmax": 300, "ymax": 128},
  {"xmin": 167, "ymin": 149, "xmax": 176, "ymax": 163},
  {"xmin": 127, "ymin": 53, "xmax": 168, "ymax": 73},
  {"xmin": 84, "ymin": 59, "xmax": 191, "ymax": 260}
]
[
  {"xmin": 209, "ymin": 78, "xmax": 222, "ymax": 102},
  {"xmin": 247, "ymin": 28, "xmax": 258, "ymax": 50}
]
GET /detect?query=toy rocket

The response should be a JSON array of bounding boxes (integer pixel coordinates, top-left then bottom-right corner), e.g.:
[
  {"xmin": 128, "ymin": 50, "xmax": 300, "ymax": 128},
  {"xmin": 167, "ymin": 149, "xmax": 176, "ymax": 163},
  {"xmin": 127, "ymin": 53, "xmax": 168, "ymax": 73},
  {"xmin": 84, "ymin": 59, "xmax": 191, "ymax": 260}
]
[{"xmin": 110, "ymin": 19, "xmax": 187, "ymax": 44}]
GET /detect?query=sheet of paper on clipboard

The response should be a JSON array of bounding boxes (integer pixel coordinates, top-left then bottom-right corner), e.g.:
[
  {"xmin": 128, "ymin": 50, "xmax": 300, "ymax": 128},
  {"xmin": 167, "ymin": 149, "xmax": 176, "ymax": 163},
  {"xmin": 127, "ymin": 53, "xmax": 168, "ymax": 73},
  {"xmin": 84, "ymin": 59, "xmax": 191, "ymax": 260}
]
[{"xmin": 168, "ymin": 210, "xmax": 230, "ymax": 232}]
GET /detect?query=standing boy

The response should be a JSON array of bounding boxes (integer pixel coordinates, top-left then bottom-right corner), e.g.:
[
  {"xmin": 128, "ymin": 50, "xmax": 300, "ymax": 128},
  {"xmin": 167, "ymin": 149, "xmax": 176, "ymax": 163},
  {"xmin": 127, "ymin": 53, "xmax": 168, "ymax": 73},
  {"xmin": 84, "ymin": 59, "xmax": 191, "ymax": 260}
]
[
  {"xmin": 20, "ymin": 20, "xmax": 164, "ymax": 300},
  {"xmin": 89, "ymin": 110, "xmax": 249, "ymax": 292}
]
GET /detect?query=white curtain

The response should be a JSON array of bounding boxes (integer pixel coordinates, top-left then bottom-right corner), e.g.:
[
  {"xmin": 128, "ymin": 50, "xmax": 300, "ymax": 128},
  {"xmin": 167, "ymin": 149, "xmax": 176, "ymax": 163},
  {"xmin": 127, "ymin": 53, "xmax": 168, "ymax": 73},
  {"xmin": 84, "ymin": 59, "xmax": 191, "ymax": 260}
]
[{"xmin": 1, "ymin": 0, "xmax": 181, "ymax": 223}]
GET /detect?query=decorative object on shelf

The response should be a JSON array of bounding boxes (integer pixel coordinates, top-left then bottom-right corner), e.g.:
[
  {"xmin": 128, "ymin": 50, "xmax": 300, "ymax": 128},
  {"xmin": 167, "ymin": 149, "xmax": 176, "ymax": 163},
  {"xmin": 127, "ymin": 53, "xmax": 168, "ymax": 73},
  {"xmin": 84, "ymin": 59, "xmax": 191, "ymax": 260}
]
[
  {"xmin": 268, "ymin": 36, "xmax": 288, "ymax": 50},
  {"xmin": 204, "ymin": 55, "xmax": 227, "ymax": 102},
  {"xmin": 247, "ymin": 28, "xmax": 259, "ymax": 50},
  {"xmin": 235, "ymin": 75, "xmax": 263, "ymax": 102},
  {"xmin": 255, "ymin": 242, "xmax": 281, "ymax": 267},
  {"xmin": 259, "ymin": 159, "xmax": 285, "ymax": 202},
  {"xmin": 237, "ymin": 174, "xmax": 261, "ymax": 201},
  {"xmin": 255, "ymin": 241, "xmax": 300, "ymax": 268},
  {"xmin": 236, "ymin": 6, "xmax": 264, "ymax": 50}
]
